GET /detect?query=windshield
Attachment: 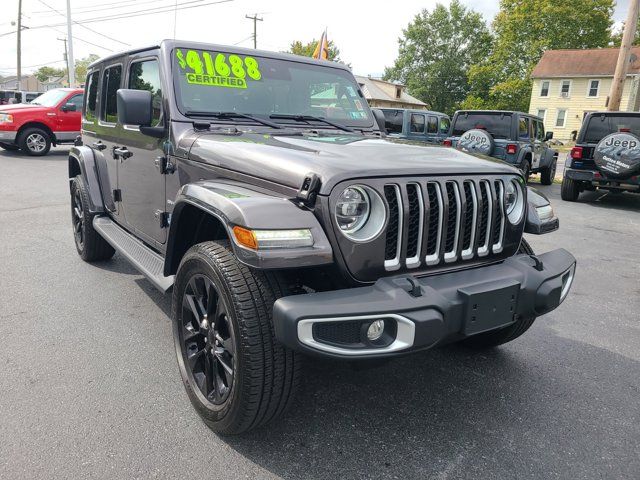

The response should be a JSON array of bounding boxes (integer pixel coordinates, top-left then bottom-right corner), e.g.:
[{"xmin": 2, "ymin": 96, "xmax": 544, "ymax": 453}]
[
  {"xmin": 172, "ymin": 48, "xmax": 373, "ymax": 128},
  {"xmin": 452, "ymin": 112, "xmax": 512, "ymax": 139},
  {"xmin": 30, "ymin": 89, "xmax": 68, "ymax": 107},
  {"xmin": 582, "ymin": 114, "xmax": 640, "ymax": 143}
]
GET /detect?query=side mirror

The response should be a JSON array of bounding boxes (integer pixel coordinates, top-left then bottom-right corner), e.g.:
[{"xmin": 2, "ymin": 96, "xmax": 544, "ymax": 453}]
[
  {"xmin": 525, "ymin": 187, "xmax": 559, "ymax": 234},
  {"xmin": 371, "ymin": 108, "xmax": 387, "ymax": 133},
  {"xmin": 61, "ymin": 103, "xmax": 76, "ymax": 112},
  {"xmin": 544, "ymin": 131, "xmax": 554, "ymax": 141},
  {"xmin": 117, "ymin": 89, "xmax": 153, "ymax": 126}
]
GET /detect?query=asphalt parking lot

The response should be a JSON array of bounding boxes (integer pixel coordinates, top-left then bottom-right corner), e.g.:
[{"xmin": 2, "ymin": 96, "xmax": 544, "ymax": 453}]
[{"xmin": 1, "ymin": 146, "xmax": 639, "ymax": 480}]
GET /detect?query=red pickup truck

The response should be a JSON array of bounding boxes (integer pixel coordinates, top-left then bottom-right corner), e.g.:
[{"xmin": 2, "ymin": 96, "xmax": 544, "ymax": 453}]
[{"xmin": 0, "ymin": 88, "xmax": 83, "ymax": 156}]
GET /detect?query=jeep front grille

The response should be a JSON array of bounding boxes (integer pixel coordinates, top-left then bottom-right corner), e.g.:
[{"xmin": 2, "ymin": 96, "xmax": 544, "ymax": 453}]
[{"xmin": 383, "ymin": 179, "xmax": 506, "ymax": 270}]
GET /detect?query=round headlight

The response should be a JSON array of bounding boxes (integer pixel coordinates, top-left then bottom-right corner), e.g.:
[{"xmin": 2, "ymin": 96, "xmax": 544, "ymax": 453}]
[
  {"xmin": 504, "ymin": 179, "xmax": 524, "ymax": 224},
  {"xmin": 334, "ymin": 185, "xmax": 386, "ymax": 242},
  {"xmin": 335, "ymin": 186, "xmax": 370, "ymax": 233}
]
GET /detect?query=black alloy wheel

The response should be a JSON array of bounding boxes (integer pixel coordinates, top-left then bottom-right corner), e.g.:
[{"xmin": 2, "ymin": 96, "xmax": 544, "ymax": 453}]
[
  {"xmin": 180, "ymin": 274, "xmax": 236, "ymax": 406},
  {"xmin": 72, "ymin": 188, "xmax": 85, "ymax": 251}
]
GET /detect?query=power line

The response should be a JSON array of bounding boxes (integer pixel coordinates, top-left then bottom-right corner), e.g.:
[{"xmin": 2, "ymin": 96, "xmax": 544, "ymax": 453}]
[
  {"xmin": 28, "ymin": 0, "xmax": 233, "ymax": 29},
  {"xmin": 34, "ymin": 0, "xmax": 130, "ymax": 46},
  {"xmin": 29, "ymin": 0, "xmax": 148, "ymax": 15}
]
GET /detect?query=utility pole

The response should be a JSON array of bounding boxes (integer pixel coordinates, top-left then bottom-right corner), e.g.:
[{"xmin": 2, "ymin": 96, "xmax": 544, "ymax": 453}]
[
  {"xmin": 245, "ymin": 13, "xmax": 263, "ymax": 49},
  {"xmin": 66, "ymin": 0, "xmax": 75, "ymax": 85},
  {"xmin": 57, "ymin": 37, "xmax": 69, "ymax": 85},
  {"xmin": 608, "ymin": 0, "xmax": 640, "ymax": 111},
  {"xmin": 17, "ymin": 0, "xmax": 22, "ymax": 90}
]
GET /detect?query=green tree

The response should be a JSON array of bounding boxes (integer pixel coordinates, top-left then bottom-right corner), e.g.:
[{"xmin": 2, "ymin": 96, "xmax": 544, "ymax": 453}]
[
  {"xmin": 34, "ymin": 66, "xmax": 65, "ymax": 83},
  {"xmin": 611, "ymin": 21, "xmax": 640, "ymax": 46},
  {"xmin": 74, "ymin": 54, "xmax": 100, "ymax": 83},
  {"xmin": 383, "ymin": 0, "xmax": 493, "ymax": 114},
  {"xmin": 465, "ymin": 0, "xmax": 614, "ymax": 111},
  {"xmin": 287, "ymin": 39, "xmax": 342, "ymax": 62}
]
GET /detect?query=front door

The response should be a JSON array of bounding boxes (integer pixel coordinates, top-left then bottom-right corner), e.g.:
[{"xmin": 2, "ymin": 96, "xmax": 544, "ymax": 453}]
[
  {"xmin": 116, "ymin": 54, "xmax": 167, "ymax": 245},
  {"xmin": 56, "ymin": 92, "xmax": 83, "ymax": 142},
  {"xmin": 532, "ymin": 119, "xmax": 545, "ymax": 169}
]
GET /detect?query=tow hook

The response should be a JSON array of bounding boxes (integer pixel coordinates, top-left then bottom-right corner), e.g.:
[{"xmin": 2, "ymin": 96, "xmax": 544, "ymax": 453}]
[
  {"xmin": 404, "ymin": 277, "xmax": 423, "ymax": 298},
  {"xmin": 529, "ymin": 255, "xmax": 544, "ymax": 271}
]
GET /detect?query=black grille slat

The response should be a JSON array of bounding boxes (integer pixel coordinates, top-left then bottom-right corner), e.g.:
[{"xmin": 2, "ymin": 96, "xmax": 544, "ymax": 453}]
[
  {"xmin": 445, "ymin": 183, "xmax": 457, "ymax": 252},
  {"xmin": 462, "ymin": 182, "xmax": 474, "ymax": 251},
  {"xmin": 426, "ymin": 183, "xmax": 440, "ymax": 256},
  {"xmin": 492, "ymin": 181, "xmax": 503, "ymax": 246},
  {"xmin": 478, "ymin": 183, "xmax": 489, "ymax": 248},
  {"xmin": 384, "ymin": 186, "xmax": 399, "ymax": 261},
  {"xmin": 406, "ymin": 184, "xmax": 421, "ymax": 258}
]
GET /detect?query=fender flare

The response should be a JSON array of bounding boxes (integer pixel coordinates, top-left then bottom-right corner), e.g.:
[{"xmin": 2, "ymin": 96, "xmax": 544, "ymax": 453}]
[
  {"xmin": 539, "ymin": 148, "xmax": 557, "ymax": 169},
  {"xmin": 164, "ymin": 181, "xmax": 334, "ymax": 275},
  {"xmin": 517, "ymin": 146, "xmax": 533, "ymax": 168},
  {"xmin": 68, "ymin": 146, "xmax": 105, "ymax": 214}
]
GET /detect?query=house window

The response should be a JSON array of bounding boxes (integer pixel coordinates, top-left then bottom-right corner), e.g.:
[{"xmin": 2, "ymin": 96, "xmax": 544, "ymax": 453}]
[
  {"xmin": 540, "ymin": 80, "xmax": 550, "ymax": 97},
  {"xmin": 560, "ymin": 80, "xmax": 571, "ymax": 97},
  {"xmin": 410, "ymin": 114, "xmax": 425, "ymax": 133},
  {"xmin": 588, "ymin": 79, "xmax": 600, "ymax": 97},
  {"xmin": 395, "ymin": 85, "xmax": 402, "ymax": 99},
  {"xmin": 536, "ymin": 109, "xmax": 546, "ymax": 121},
  {"xmin": 556, "ymin": 109, "xmax": 567, "ymax": 128}
]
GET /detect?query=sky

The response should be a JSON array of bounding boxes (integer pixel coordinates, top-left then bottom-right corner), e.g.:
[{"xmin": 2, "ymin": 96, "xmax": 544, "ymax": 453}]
[{"xmin": 0, "ymin": 0, "xmax": 631, "ymax": 80}]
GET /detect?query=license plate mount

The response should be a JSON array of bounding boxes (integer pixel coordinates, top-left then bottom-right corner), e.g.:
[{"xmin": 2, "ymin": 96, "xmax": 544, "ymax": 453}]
[{"xmin": 459, "ymin": 279, "xmax": 520, "ymax": 336}]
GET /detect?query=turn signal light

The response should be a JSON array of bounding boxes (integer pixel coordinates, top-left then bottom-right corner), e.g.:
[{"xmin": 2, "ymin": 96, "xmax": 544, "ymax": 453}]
[
  {"xmin": 570, "ymin": 146, "xmax": 583, "ymax": 159},
  {"xmin": 233, "ymin": 226, "xmax": 258, "ymax": 250},
  {"xmin": 506, "ymin": 144, "xmax": 518, "ymax": 155}
]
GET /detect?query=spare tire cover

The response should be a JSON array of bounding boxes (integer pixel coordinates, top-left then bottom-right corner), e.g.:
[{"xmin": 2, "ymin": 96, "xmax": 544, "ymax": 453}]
[
  {"xmin": 456, "ymin": 129, "xmax": 494, "ymax": 156},
  {"xmin": 593, "ymin": 132, "xmax": 640, "ymax": 179}
]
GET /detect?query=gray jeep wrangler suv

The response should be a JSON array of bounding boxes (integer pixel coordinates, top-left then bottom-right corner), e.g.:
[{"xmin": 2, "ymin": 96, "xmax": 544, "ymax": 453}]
[{"xmin": 68, "ymin": 40, "xmax": 576, "ymax": 434}]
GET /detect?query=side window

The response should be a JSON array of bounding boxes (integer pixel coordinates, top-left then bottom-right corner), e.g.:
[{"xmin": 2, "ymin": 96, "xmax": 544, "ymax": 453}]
[
  {"xmin": 427, "ymin": 115, "xmax": 438, "ymax": 134},
  {"xmin": 67, "ymin": 94, "xmax": 84, "ymax": 110},
  {"xmin": 85, "ymin": 71, "xmax": 99, "ymax": 122},
  {"xmin": 128, "ymin": 59, "xmax": 162, "ymax": 126},
  {"xmin": 440, "ymin": 117, "xmax": 450, "ymax": 134},
  {"xmin": 537, "ymin": 121, "xmax": 545, "ymax": 140},
  {"xmin": 410, "ymin": 114, "xmax": 425, "ymax": 133},
  {"xmin": 519, "ymin": 117, "xmax": 530, "ymax": 140},
  {"xmin": 101, "ymin": 65, "xmax": 122, "ymax": 123}
]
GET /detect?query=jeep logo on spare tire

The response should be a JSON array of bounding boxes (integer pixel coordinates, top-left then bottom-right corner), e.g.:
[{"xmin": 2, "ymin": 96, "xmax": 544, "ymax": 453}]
[
  {"xmin": 594, "ymin": 132, "xmax": 640, "ymax": 179},
  {"xmin": 456, "ymin": 129, "xmax": 494, "ymax": 156}
]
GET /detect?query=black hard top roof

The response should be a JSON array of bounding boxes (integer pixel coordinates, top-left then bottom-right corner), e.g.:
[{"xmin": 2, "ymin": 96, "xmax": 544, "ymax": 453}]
[{"xmin": 89, "ymin": 39, "xmax": 350, "ymax": 71}]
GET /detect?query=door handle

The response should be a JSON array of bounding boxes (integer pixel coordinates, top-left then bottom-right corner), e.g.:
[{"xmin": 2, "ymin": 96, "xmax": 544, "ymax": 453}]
[
  {"xmin": 113, "ymin": 147, "xmax": 133, "ymax": 161},
  {"xmin": 92, "ymin": 141, "xmax": 107, "ymax": 151}
]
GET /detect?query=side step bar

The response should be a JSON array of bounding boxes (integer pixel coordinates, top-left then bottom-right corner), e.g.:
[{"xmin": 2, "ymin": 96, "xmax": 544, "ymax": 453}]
[{"xmin": 93, "ymin": 216, "xmax": 174, "ymax": 293}]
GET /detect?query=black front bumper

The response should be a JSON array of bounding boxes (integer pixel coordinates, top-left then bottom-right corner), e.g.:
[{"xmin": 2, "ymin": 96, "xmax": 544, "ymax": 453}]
[{"xmin": 273, "ymin": 249, "xmax": 576, "ymax": 359}]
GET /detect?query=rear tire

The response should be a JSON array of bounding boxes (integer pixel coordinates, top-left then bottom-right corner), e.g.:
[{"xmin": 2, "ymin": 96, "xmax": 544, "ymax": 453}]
[
  {"xmin": 0, "ymin": 142, "xmax": 19, "ymax": 151},
  {"xmin": 540, "ymin": 158, "xmax": 557, "ymax": 185},
  {"xmin": 459, "ymin": 238, "xmax": 536, "ymax": 349},
  {"xmin": 172, "ymin": 241, "xmax": 301, "ymax": 434},
  {"xmin": 561, "ymin": 176, "xmax": 580, "ymax": 201},
  {"xmin": 70, "ymin": 176, "xmax": 115, "ymax": 262},
  {"xmin": 19, "ymin": 127, "xmax": 51, "ymax": 156}
]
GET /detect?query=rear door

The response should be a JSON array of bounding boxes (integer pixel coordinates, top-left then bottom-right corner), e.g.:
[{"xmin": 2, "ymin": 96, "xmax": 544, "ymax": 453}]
[{"xmin": 116, "ymin": 53, "xmax": 167, "ymax": 245}]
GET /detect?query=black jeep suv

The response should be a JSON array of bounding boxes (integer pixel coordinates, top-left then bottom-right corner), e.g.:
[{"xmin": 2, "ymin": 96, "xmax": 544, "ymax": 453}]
[
  {"xmin": 68, "ymin": 40, "xmax": 576, "ymax": 434},
  {"xmin": 445, "ymin": 110, "xmax": 558, "ymax": 184},
  {"xmin": 562, "ymin": 111, "xmax": 640, "ymax": 201}
]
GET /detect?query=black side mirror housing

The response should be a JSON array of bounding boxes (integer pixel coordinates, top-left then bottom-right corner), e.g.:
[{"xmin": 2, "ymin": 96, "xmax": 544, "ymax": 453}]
[
  {"xmin": 61, "ymin": 103, "xmax": 76, "ymax": 112},
  {"xmin": 117, "ymin": 89, "xmax": 153, "ymax": 126},
  {"xmin": 544, "ymin": 131, "xmax": 554, "ymax": 141},
  {"xmin": 371, "ymin": 108, "xmax": 387, "ymax": 133},
  {"xmin": 525, "ymin": 187, "xmax": 559, "ymax": 234}
]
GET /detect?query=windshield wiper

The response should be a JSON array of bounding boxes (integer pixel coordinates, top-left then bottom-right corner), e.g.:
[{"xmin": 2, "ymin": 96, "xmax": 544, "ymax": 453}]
[
  {"xmin": 184, "ymin": 110, "xmax": 282, "ymax": 129},
  {"xmin": 269, "ymin": 114, "xmax": 355, "ymax": 132}
]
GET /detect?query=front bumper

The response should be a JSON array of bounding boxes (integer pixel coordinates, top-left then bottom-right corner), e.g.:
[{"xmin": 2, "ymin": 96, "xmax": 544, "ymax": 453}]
[
  {"xmin": 273, "ymin": 249, "xmax": 576, "ymax": 359},
  {"xmin": 0, "ymin": 130, "xmax": 17, "ymax": 142}
]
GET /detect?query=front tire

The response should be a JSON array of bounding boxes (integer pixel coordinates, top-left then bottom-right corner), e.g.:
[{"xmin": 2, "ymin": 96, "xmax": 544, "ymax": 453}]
[
  {"xmin": 561, "ymin": 176, "xmax": 580, "ymax": 201},
  {"xmin": 172, "ymin": 241, "xmax": 300, "ymax": 434},
  {"xmin": 460, "ymin": 238, "xmax": 536, "ymax": 349},
  {"xmin": 70, "ymin": 176, "xmax": 115, "ymax": 262},
  {"xmin": 19, "ymin": 127, "xmax": 51, "ymax": 156},
  {"xmin": 540, "ymin": 158, "xmax": 557, "ymax": 185}
]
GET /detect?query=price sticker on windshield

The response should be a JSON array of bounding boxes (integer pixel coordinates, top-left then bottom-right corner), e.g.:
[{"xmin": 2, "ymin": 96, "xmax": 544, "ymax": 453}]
[{"xmin": 175, "ymin": 49, "xmax": 262, "ymax": 89}]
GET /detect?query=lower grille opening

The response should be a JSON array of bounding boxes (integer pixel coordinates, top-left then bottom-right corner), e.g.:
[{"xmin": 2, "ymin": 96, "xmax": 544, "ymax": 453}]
[{"xmin": 313, "ymin": 321, "xmax": 362, "ymax": 345}]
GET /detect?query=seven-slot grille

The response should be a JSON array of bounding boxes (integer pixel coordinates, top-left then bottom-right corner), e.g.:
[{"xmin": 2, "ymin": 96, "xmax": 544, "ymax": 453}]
[{"xmin": 383, "ymin": 179, "xmax": 506, "ymax": 271}]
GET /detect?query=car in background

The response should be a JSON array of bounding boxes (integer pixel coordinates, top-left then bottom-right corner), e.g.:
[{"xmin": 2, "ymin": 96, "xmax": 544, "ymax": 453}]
[
  {"xmin": 0, "ymin": 87, "xmax": 83, "ymax": 156},
  {"xmin": 380, "ymin": 108, "xmax": 450, "ymax": 144},
  {"xmin": 0, "ymin": 90, "xmax": 41, "ymax": 105},
  {"xmin": 561, "ymin": 111, "xmax": 640, "ymax": 201},
  {"xmin": 444, "ymin": 110, "xmax": 558, "ymax": 185}
]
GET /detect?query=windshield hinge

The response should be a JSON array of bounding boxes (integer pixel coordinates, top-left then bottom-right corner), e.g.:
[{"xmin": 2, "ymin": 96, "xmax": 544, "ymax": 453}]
[{"xmin": 296, "ymin": 173, "xmax": 321, "ymax": 206}]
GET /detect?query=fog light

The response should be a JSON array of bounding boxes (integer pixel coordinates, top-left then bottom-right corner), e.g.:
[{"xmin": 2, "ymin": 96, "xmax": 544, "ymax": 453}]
[{"xmin": 366, "ymin": 320, "xmax": 385, "ymax": 341}]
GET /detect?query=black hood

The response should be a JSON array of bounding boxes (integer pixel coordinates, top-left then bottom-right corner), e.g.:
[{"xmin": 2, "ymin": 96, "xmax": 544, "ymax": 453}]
[{"xmin": 187, "ymin": 131, "xmax": 520, "ymax": 195}]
